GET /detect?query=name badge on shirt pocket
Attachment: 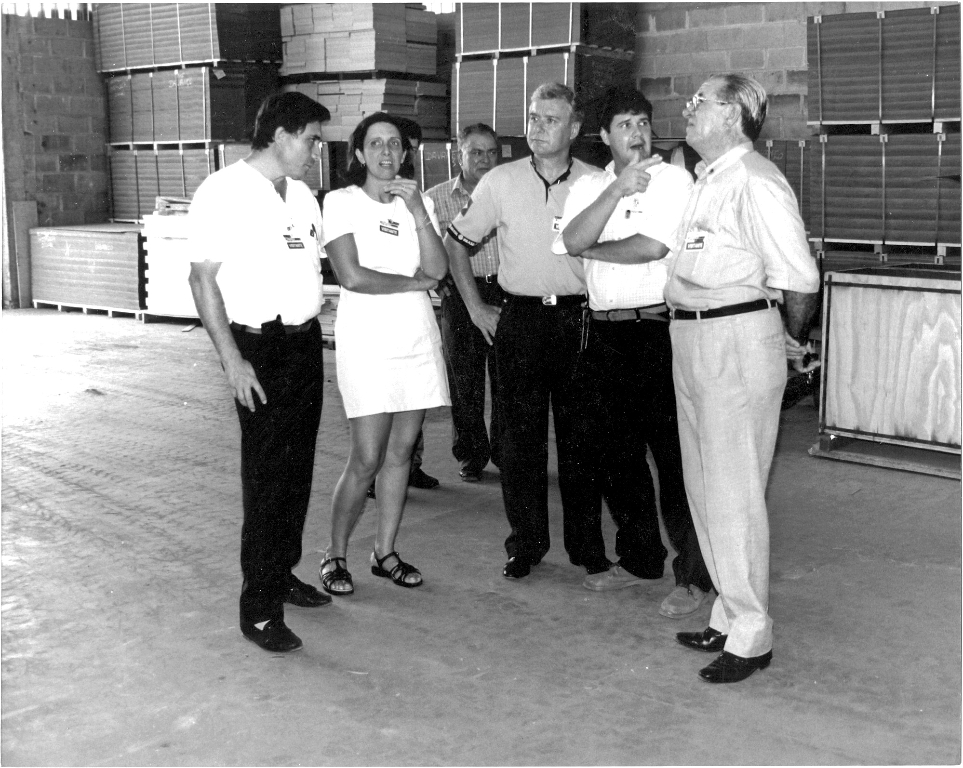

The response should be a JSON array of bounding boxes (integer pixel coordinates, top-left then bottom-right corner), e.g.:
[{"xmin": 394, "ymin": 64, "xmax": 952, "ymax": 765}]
[
  {"xmin": 685, "ymin": 233, "xmax": 706, "ymax": 251},
  {"xmin": 380, "ymin": 218, "xmax": 400, "ymax": 236},
  {"xmin": 283, "ymin": 234, "xmax": 305, "ymax": 249},
  {"xmin": 552, "ymin": 215, "xmax": 562, "ymax": 233}
]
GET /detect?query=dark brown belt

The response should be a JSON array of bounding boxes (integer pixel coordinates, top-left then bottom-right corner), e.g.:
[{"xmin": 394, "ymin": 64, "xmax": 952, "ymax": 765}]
[
  {"xmin": 230, "ymin": 319, "xmax": 315, "ymax": 335},
  {"xmin": 591, "ymin": 303, "xmax": 668, "ymax": 323},
  {"xmin": 669, "ymin": 298, "xmax": 775, "ymax": 321},
  {"xmin": 475, "ymin": 274, "xmax": 498, "ymax": 284}
]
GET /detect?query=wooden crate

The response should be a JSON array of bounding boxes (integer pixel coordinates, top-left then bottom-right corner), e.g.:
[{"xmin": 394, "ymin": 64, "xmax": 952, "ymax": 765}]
[{"xmin": 812, "ymin": 264, "xmax": 961, "ymax": 475}]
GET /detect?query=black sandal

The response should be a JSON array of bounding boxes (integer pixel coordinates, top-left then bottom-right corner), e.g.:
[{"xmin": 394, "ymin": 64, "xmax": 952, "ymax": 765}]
[
  {"xmin": 370, "ymin": 551, "xmax": 423, "ymax": 588},
  {"xmin": 319, "ymin": 556, "xmax": 354, "ymax": 596}
]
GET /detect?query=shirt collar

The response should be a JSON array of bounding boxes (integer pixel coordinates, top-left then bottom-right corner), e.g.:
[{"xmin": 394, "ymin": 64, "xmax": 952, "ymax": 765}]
[
  {"xmin": 451, "ymin": 173, "xmax": 471, "ymax": 197},
  {"xmin": 696, "ymin": 141, "xmax": 753, "ymax": 180},
  {"xmin": 530, "ymin": 155, "xmax": 573, "ymax": 189}
]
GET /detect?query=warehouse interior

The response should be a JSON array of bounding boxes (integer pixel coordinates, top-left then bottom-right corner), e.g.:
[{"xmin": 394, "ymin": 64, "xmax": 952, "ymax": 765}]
[{"xmin": 2, "ymin": 1, "xmax": 961, "ymax": 766}]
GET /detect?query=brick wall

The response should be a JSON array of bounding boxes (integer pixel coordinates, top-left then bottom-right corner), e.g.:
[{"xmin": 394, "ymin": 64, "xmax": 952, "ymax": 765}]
[
  {"xmin": 634, "ymin": 1, "xmax": 956, "ymax": 141},
  {"xmin": 2, "ymin": 14, "xmax": 108, "ymax": 226}
]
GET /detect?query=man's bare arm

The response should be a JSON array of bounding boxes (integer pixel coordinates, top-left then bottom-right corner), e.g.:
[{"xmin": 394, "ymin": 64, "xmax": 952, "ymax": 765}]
[{"xmin": 188, "ymin": 261, "xmax": 267, "ymax": 412}]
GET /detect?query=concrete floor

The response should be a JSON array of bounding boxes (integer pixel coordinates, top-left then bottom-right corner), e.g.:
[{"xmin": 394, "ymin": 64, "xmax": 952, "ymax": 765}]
[{"xmin": 2, "ymin": 308, "xmax": 960, "ymax": 766}]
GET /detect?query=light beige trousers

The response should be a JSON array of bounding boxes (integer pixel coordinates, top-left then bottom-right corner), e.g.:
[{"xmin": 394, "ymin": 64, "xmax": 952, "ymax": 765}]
[{"xmin": 670, "ymin": 308, "xmax": 786, "ymax": 658}]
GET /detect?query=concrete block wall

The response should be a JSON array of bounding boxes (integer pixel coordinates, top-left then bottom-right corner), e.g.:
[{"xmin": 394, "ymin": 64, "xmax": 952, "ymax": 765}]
[
  {"xmin": 2, "ymin": 14, "xmax": 108, "ymax": 228},
  {"xmin": 634, "ymin": 1, "xmax": 956, "ymax": 141}
]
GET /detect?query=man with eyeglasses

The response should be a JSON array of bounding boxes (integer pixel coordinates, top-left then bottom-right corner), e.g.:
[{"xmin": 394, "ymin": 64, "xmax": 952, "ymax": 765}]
[
  {"xmin": 447, "ymin": 83, "xmax": 608, "ymax": 580},
  {"xmin": 554, "ymin": 84, "xmax": 715, "ymax": 619},
  {"xmin": 426, "ymin": 124, "xmax": 503, "ymax": 484},
  {"xmin": 666, "ymin": 74, "xmax": 819, "ymax": 683}
]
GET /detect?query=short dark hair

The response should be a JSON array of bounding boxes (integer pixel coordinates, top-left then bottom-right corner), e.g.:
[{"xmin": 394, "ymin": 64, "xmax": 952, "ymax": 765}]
[
  {"xmin": 396, "ymin": 117, "xmax": 423, "ymax": 180},
  {"xmin": 250, "ymin": 92, "xmax": 330, "ymax": 150},
  {"xmin": 457, "ymin": 123, "xmax": 497, "ymax": 147},
  {"xmin": 343, "ymin": 112, "xmax": 411, "ymax": 187},
  {"xmin": 597, "ymin": 85, "xmax": 653, "ymax": 134}
]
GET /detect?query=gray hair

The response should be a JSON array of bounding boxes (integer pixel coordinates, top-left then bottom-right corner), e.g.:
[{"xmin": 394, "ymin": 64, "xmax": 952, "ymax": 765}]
[
  {"xmin": 530, "ymin": 82, "xmax": 584, "ymax": 123},
  {"xmin": 713, "ymin": 74, "xmax": 768, "ymax": 141}
]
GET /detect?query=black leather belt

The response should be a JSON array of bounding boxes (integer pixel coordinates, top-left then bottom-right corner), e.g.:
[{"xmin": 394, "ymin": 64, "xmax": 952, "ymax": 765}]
[
  {"xmin": 506, "ymin": 293, "xmax": 586, "ymax": 307},
  {"xmin": 669, "ymin": 298, "xmax": 775, "ymax": 321},
  {"xmin": 230, "ymin": 319, "xmax": 315, "ymax": 335},
  {"xmin": 475, "ymin": 274, "xmax": 497, "ymax": 284},
  {"xmin": 591, "ymin": 303, "xmax": 668, "ymax": 323}
]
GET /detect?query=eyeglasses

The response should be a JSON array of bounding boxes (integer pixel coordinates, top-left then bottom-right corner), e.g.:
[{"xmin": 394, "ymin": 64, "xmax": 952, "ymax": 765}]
[{"xmin": 686, "ymin": 94, "xmax": 730, "ymax": 112}]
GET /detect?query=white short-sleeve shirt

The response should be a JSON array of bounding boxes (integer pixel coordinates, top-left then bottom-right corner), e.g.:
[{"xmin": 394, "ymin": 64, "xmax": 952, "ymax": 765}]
[
  {"xmin": 188, "ymin": 160, "xmax": 325, "ymax": 326},
  {"xmin": 553, "ymin": 160, "xmax": 693, "ymax": 311}
]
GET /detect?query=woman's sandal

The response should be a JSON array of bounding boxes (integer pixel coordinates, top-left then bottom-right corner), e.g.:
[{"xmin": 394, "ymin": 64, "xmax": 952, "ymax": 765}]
[
  {"xmin": 319, "ymin": 556, "xmax": 354, "ymax": 596},
  {"xmin": 370, "ymin": 551, "xmax": 423, "ymax": 589}
]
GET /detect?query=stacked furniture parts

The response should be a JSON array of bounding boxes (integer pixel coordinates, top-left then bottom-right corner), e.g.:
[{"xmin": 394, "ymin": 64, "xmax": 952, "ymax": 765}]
[{"xmin": 806, "ymin": 6, "xmax": 961, "ymax": 477}]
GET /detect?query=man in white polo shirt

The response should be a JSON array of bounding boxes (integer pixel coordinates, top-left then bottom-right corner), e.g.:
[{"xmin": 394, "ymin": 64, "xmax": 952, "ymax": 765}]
[
  {"xmin": 188, "ymin": 92, "xmax": 331, "ymax": 654},
  {"xmin": 556, "ymin": 85, "xmax": 714, "ymax": 618}
]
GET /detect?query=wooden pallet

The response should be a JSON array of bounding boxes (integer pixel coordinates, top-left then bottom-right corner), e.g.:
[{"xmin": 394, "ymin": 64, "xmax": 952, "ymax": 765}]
[
  {"xmin": 33, "ymin": 301, "xmax": 141, "ymax": 320},
  {"xmin": 809, "ymin": 434, "xmax": 961, "ymax": 480}
]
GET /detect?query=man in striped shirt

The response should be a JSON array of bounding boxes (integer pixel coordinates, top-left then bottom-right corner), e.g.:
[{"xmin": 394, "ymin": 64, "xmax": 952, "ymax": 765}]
[{"xmin": 427, "ymin": 124, "xmax": 503, "ymax": 483}]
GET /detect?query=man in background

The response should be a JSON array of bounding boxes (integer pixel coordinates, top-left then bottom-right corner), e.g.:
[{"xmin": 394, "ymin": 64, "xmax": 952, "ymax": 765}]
[{"xmin": 427, "ymin": 123, "xmax": 503, "ymax": 483}]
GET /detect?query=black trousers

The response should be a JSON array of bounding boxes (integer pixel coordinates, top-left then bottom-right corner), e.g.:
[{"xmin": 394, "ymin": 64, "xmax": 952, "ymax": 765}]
[
  {"xmin": 231, "ymin": 321, "xmax": 324, "ymax": 627},
  {"xmin": 494, "ymin": 295, "xmax": 607, "ymax": 568},
  {"xmin": 581, "ymin": 317, "xmax": 712, "ymax": 591},
  {"xmin": 439, "ymin": 278, "xmax": 505, "ymax": 471}
]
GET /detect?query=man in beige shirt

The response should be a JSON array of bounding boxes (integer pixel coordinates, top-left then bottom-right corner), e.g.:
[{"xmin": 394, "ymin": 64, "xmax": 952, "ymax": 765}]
[{"xmin": 665, "ymin": 74, "xmax": 819, "ymax": 683}]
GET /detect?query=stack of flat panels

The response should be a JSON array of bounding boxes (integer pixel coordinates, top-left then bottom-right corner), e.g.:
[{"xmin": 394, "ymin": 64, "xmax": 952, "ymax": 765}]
[
  {"xmin": 107, "ymin": 65, "xmax": 277, "ymax": 144},
  {"xmin": 279, "ymin": 3, "xmax": 437, "ymax": 77},
  {"xmin": 808, "ymin": 5, "xmax": 960, "ymax": 124},
  {"xmin": 755, "ymin": 139, "xmax": 811, "ymax": 229},
  {"xmin": 142, "ymin": 213, "xmax": 198, "ymax": 319},
  {"xmin": 30, "ymin": 223, "xmax": 144, "ymax": 311},
  {"xmin": 286, "ymin": 79, "xmax": 446, "ymax": 142},
  {"xmin": 94, "ymin": 3, "xmax": 282, "ymax": 71},
  {"xmin": 155, "ymin": 149, "xmax": 217, "ymax": 199},
  {"xmin": 452, "ymin": 50, "xmax": 633, "ymax": 136},
  {"xmin": 415, "ymin": 81, "xmax": 451, "ymax": 139},
  {"xmin": 809, "ymin": 132, "xmax": 962, "ymax": 246},
  {"xmin": 458, "ymin": 2, "xmax": 636, "ymax": 55},
  {"xmin": 416, "ymin": 141, "xmax": 456, "ymax": 192}
]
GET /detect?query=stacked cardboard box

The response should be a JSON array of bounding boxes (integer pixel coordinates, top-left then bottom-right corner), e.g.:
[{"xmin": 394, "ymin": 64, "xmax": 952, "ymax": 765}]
[
  {"xmin": 94, "ymin": 3, "xmax": 281, "ymax": 71},
  {"xmin": 452, "ymin": 49, "xmax": 633, "ymax": 136},
  {"xmin": 106, "ymin": 65, "xmax": 278, "ymax": 144},
  {"xmin": 280, "ymin": 3, "xmax": 437, "ymax": 76},
  {"xmin": 286, "ymin": 78, "xmax": 449, "ymax": 142}
]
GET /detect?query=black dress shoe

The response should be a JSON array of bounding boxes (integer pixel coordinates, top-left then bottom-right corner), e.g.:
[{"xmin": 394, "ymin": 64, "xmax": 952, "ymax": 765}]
[
  {"xmin": 699, "ymin": 650, "xmax": 772, "ymax": 683},
  {"xmin": 503, "ymin": 556, "xmax": 532, "ymax": 579},
  {"xmin": 241, "ymin": 619, "xmax": 303, "ymax": 653},
  {"xmin": 408, "ymin": 467, "xmax": 440, "ymax": 489},
  {"xmin": 459, "ymin": 464, "xmax": 484, "ymax": 482},
  {"xmin": 285, "ymin": 579, "xmax": 332, "ymax": 608},
  {"xmin": 676, "ymin": 627, "xmax": 728, "ymax": 653}
]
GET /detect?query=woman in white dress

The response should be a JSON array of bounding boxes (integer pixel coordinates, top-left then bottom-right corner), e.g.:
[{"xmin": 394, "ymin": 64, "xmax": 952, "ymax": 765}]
[{"xmin": 319, "ymin": 113, "xmax": 450, "ymax": 595}]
